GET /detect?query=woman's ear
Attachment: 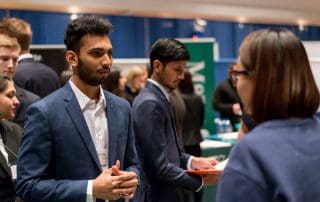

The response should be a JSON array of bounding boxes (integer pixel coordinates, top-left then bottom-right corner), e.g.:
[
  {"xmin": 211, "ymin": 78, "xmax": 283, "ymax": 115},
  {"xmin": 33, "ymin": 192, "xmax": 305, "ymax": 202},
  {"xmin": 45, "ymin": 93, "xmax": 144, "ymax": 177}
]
[{"xmin": 66, "ymin": 51, "xmax": 78, "ymax": 67}]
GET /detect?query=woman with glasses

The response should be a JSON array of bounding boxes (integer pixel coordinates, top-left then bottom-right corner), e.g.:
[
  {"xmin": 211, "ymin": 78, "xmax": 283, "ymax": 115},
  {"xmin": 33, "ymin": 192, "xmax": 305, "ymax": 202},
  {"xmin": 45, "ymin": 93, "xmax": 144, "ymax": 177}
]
[{"xmin": 217, "ymin": 29, "xmax": 320, "ymax": 202}]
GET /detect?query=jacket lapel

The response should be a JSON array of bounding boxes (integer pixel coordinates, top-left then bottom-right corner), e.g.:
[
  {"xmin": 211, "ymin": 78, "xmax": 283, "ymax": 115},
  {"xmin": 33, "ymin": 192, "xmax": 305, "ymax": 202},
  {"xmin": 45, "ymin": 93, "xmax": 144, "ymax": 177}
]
[
  {"xmin": 146, "ymin": 81, "xmax": 182, "ymax": 154},
  {"xmin": 104, "ymin": 91, "xmax": 116, "ymax": 167},
  {"xmin": 63, "ymin": 84, "xmax": 101, "ymax": 170},
  {"xmin": 0, "ymin": 151, "xmax": 11, "ymax": 177}
]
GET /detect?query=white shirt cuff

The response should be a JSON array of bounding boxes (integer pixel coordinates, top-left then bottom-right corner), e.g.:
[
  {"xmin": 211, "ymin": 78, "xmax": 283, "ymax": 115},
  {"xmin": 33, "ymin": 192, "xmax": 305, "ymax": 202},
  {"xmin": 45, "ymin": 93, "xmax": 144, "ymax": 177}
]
[
  {"xmin": 86, "ymin": 180, "xmax": 95, "ymax": 202},
  {"xmin": 187, "ymin": 156, "xmax": 204, "ymax": 192},
  {"xmin": 187, "ymin": 156, "xmax": 193, "ymax": 170}
]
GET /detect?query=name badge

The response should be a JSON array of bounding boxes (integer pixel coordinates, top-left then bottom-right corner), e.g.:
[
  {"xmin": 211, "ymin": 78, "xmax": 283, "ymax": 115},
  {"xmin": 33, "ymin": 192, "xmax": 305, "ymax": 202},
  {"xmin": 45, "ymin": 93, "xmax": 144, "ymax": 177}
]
[
  {"xmin": 97, "ymin": 148, "xmax": 108, "ymax": 168},
  {"xmin": 10, "ymin": 164, "xmax": 17, "ymax": 180}
]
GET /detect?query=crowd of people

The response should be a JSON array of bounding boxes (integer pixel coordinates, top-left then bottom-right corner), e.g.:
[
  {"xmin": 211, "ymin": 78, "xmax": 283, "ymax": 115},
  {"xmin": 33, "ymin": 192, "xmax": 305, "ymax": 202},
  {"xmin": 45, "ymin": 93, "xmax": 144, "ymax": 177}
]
[{"xmin": 0, "ymin": 14, "xmax": 319, "ymax": 202}]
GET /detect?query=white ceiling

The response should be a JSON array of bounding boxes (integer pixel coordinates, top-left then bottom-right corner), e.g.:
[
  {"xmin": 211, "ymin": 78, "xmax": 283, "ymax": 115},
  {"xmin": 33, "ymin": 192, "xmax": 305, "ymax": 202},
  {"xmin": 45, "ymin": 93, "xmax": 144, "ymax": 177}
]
[{"xmin": 1, "ymin": 0, "xmax": 320, "ymax": 26}]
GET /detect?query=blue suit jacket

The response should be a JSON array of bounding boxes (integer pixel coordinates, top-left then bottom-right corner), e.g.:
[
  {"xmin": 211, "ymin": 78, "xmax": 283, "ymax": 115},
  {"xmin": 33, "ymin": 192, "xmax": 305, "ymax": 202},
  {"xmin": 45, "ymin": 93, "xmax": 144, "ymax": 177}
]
[
  {"xmin": 16, "ymin": 82, "xmax": 139, "ymax": 202},
  {"xmin": 132, "ymin": 81, "xmax": 202, "ymax": 202}
]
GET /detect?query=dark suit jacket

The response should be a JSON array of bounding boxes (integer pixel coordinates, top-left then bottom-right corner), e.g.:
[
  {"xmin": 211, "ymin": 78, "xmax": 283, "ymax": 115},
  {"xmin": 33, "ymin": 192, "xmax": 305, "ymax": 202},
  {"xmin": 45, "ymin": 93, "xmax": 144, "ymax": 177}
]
[
  {"xmin": 14, "ymin": 85, "xmax": 40, "ymax": 128},
  {"xmin": 0, "ymin": 120, "xmax": 22, "ymax": 202},
  {"xmin": 14, "ymin": 57, "xmax": 61, "ymax": 98},
  {"xmin": 212, "ymin": 79, "xmax": 241, "ymax": 130},
  {"xmin": 169, "ymin": 89, "xmax": 186, "ymax": 149},
  {"xmin": 17, "ymin": 83, "xmax": 139, "ymax": 202},
  {"xmin": 132, "ymin": 81, "xmax": 202, "ymax": 202},
  {"xmin": 181, "ymin": 93, "xmax": 204, "ymax": 147}
]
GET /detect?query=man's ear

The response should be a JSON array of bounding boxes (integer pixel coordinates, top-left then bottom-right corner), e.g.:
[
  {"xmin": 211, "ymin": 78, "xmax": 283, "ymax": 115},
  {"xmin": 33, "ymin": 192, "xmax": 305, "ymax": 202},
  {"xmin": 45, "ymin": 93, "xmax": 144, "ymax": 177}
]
[
  {"xmin": 153, "ymin": 60, "xmax": 162, "ymax": 73},
  {"xmin": 66, "ymin": 51, "xmax": 78, "ymax": 67}
]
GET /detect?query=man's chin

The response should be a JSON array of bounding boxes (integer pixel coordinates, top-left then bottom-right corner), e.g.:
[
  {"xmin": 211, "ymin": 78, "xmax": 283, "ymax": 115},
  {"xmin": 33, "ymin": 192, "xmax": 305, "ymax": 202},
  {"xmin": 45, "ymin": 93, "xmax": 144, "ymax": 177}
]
[
  {"xmin": 86, "ymin": 80, "xmax": 102, "ymax": 86},
  {"xmin": 3, "ymin": 73, "xmax": 12, "ymax": 78}
]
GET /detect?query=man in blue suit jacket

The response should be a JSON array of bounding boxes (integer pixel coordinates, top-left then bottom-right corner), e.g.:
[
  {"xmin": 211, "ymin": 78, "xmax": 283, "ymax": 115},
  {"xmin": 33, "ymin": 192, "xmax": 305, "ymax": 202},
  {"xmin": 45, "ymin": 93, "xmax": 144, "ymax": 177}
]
[
  {"xmin": 16, "ymin": 16, "xmax": 139, "ymax": 202},
  {"xmin": 132, "ymin": 38, "xmax": 218, "ymax": 202}
]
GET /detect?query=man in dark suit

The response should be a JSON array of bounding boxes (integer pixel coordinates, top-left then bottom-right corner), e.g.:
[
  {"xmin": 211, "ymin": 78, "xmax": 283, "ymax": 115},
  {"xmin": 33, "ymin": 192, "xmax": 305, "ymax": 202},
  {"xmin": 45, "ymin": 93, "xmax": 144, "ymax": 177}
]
[
  {"xmin": 16, "ymin": 16, "xmax": 139, "ymax": 202},
  {"xmin": 0, "ymin": 23, "xmax": 40, "ymax": 128},
  {"xmin": 0, "ymin": 17, "xmax": 60, "ymax": 98},
  {"xmin": 132, "ymin": 38, "xmax": 218, "ymax": 202},
  {"xmin": 212, "ymin": 63, "xmax": 241, "ymax": 131}
]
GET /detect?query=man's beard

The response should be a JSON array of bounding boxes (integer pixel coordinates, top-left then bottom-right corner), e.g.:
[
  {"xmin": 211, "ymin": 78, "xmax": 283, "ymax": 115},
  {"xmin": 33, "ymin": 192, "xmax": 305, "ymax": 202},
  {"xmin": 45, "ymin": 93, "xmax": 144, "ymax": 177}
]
[{"xmin": 77, "ymin": 59, "xmax": 110, "ymax": 86}]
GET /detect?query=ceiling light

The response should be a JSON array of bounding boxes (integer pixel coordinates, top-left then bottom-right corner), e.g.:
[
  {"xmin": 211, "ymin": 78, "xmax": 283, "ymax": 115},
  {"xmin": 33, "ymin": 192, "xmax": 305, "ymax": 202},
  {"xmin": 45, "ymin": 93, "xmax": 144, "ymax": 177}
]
[
  {"xmin": 71, "ymin": 14, "xmax": 78, "ymax": 20},
  {"xmin": 298, "ymin": 19, "xmax": 306, "ymax": 31}
]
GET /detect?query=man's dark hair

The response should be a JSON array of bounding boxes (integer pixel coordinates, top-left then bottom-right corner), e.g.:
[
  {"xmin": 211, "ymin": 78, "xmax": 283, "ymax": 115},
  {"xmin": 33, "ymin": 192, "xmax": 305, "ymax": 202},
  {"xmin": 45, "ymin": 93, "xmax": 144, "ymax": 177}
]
[
  {"xmin": 149, "ymin": 38, "xmax": 190, "ymax": 74},
  {"xmin": 64, "ymin": 15, "xmax": 113, "ymax": 53}
]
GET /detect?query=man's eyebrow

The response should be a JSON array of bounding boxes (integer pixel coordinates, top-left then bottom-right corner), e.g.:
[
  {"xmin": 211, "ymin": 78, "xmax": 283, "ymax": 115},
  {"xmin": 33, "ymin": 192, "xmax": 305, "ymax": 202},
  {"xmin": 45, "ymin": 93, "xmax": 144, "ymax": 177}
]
[
  {"xmin": 88, "ymin": 47, "xmax": 113, "ymax": 52},
  {"xmin": 88, "ymin": 47, "xmax": 104, "ymax": 51}
]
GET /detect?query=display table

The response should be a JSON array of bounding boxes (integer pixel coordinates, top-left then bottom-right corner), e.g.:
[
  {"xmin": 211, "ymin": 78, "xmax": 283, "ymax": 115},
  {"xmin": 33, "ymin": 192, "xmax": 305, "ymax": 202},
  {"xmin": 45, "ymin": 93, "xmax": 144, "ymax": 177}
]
[
  {"xmin": 206, "ymin": 132, "xmax": 238, "ymax": 144},
  {"xmin": 201, "ymin": 133, "xmax": 237, "ymax": 202}
]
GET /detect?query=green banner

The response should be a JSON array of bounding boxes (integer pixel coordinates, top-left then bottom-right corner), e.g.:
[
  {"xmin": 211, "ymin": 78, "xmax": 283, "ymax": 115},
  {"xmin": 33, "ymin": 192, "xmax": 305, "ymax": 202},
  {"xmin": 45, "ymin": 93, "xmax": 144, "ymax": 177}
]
[{"xmin": 181, "ymin": 38, "xmax": 215, "ymax": 134}]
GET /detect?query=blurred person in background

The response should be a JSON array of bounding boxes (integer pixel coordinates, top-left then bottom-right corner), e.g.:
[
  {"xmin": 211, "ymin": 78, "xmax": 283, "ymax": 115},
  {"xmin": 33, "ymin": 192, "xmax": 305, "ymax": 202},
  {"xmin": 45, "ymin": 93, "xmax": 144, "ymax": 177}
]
[
  {"xmin": 101, "ymin": 69, "xmax": 127, "ymax": 99},
  {"xmin": 0, "ymin": 33, "xmax": 39, "ymax": 128},
  {"xmin": 169, "ymin": 89, "xmax": 186, "ymax": 149},
  {"xmin": 60, "ymin": 67, "xmax": 73, "ymax": 86},
  {"xmin": 141, "ymin": 65, "xmax": 149, "ymax": 87},
  {"xmin": 124, "ymin": 65, "xmax": 144, "ymax": 104},
  {"xmin": 212, "ymin": 63, "xmax": 241, "ymax": 131},
  {"xmin": 0, "ymin": 76, "xmax": 22, "ymax": 202},
  {"xmin": 178, "ymin": 71, "xmax": 204, "ymax": 202},
  {"xmin": 217, "ymin": 29, "xmax": 320, "ymax": 202},
  {"xmin": 0, "ymin": 17, "xmax": 60, "ymax": 98}
]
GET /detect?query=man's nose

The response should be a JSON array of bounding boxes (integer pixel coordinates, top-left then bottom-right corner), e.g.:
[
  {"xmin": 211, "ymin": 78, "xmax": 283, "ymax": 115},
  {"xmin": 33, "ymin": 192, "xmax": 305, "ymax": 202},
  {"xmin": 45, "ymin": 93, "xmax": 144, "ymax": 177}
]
[
  {"xmin": 178, "ymin": 72, "xmax": 185, "ymax": 80},
  {"xmin": 102, "ymin": 54, "xmax": 112, "ymax": 66},
  {"xmin": 7, "ymin": 58, "xmax": 15, "ymax": 68}
]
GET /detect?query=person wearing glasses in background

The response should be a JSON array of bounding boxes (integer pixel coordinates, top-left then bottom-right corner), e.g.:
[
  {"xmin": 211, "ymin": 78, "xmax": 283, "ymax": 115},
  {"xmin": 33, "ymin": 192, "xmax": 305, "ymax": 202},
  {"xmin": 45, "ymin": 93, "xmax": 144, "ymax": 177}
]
[
  {"xmin": 217, "ymin": 29, "xmax": 320, "ymax": 202},
  {"xmin": 212, "ymin": 63, "xmax": 241, "ymax": 131},
  {"xmin": 0, "ymin": 34, "xmax": 22, "ymax": 202}
]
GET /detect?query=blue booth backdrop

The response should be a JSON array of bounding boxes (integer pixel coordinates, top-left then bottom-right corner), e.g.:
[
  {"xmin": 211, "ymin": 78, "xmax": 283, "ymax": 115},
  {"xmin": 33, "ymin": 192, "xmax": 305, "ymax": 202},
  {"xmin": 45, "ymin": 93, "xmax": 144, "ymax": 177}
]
[{"xmin": 1, "ymin": 9, "xmax": 320, "ymax": 118}]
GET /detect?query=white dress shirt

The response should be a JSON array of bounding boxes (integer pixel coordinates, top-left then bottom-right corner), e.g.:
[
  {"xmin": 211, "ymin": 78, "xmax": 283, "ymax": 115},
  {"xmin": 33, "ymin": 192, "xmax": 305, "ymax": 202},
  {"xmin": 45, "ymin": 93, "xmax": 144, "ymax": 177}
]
[{"xmin": 69, "ymin": 80, "xmax": 109, "ymax": 202}]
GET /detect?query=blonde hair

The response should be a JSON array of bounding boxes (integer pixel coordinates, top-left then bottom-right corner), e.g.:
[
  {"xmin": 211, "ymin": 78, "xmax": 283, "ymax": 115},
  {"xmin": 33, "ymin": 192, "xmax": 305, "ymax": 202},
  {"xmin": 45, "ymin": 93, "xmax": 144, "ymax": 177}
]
[{"xmin": 126, "ymin": 66, "xmax": 144, "ymax": 87}]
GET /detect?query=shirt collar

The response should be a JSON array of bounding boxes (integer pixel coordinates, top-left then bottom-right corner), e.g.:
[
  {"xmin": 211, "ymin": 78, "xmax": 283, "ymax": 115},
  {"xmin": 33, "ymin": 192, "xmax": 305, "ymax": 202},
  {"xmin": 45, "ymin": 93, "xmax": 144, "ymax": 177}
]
[
  {"xmin": 69, "ymin": 79, "xmax": 106, "ymax": 111},
  {"xmin": 148, "ymin": 79, "xmax": 170, "ymax": 101},
  {"xmin": 18, "ymin": 53, "xmax": 33, "ymax": 62}
]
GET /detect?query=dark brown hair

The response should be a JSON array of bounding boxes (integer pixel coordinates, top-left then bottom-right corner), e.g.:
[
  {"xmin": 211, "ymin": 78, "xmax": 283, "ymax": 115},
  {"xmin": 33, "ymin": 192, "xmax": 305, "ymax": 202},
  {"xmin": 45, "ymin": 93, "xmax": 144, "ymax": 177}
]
[
  {"xmin": 0, "ymin": 76, "xmax": 12, "ymax": 93},
  {"xmin": 239, "ymin": 28, "xmax": 320, "ymax": 124},
  {"xmin": 149, "ymin": 38, "xmax": 190, "ymax": 75},
  {"xmin": 101, "ymin": 70, "xmax": 123, "ymax": 96},
  {"xmin": 178, "ymin": 71, "xmax": 194, "ymax": 94},
  {"xmin": 64, "ymin": 15, "xmax": 113, "ymax": 54}
]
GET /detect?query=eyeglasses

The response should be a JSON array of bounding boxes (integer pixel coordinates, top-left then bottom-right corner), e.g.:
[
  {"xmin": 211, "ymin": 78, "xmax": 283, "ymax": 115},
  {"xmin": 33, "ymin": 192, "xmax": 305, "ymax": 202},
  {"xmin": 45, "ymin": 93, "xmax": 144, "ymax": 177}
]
[{"xmin": 230, "ymin": 70, "xmax": 251, "ymax": 84}]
